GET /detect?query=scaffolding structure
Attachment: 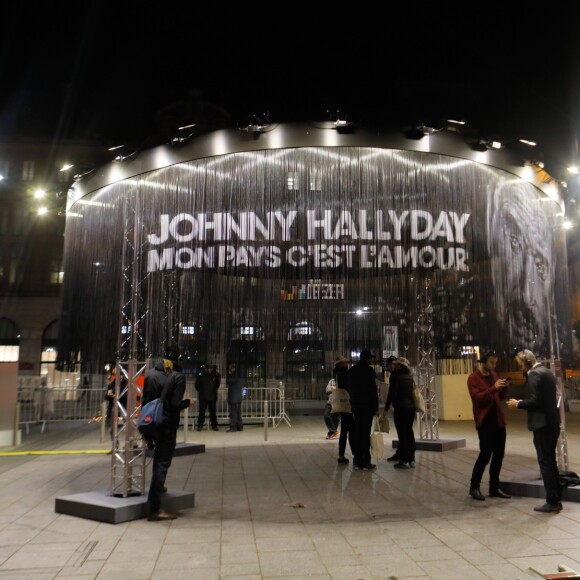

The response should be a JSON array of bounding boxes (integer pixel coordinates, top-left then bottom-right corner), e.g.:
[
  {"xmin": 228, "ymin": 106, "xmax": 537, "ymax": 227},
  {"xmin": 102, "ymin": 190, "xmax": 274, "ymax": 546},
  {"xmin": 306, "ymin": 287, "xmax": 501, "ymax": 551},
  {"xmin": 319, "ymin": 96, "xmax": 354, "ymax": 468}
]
[{"xmin": 416, "ymin": 277, "xmax": 439, "ymax": 440}]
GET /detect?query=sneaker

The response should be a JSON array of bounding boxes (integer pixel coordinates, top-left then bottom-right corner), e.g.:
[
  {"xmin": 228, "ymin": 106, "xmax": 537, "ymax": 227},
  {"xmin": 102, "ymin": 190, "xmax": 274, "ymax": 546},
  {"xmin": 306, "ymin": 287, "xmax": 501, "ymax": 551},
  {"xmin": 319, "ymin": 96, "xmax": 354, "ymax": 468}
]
[
  {"xmin": 387, "ymin": 453, "xmax": 400, "ymax": 462},
  {"xmin": 394, "ymin": 462, "xmax": 411, "ymax": 469},
  {"xmin": 337, "ymin": 456, "xmax": 349, "ymax": 464},
  {"xmin": 361, "ymin": 463, "xmax": 376, "ymax": 470},
  {"xmin": 329, "ymin": 431, "xmax": 339, "ymax": 439},
  {"xmin": 409, "ymin": 461, "xmax": 416, "ymax": 468}
]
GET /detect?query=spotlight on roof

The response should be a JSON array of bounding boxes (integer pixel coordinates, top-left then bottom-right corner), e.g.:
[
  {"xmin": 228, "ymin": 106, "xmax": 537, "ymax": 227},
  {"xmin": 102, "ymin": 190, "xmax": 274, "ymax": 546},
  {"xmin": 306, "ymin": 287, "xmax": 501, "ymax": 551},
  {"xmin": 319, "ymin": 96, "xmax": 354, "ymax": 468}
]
[
  {"xmin": 519, "ymin": 139, "xmax": 537, "ymax": 147},
  {"xmin": 239, "ymin": 113, "xmax": 271, "ymax": 134},
  {"xmin": 471, "ymin": 138, "xmax": 503, "ymax": 152},
  {"xmin": 404, "ymin": 123, "xmax": 442, "ymax": 139}
]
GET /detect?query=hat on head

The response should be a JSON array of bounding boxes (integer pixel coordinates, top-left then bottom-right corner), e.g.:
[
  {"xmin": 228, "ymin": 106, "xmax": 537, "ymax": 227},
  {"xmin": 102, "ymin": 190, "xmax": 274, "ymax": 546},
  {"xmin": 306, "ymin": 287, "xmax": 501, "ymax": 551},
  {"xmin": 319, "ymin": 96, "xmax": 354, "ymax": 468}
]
[
  {"xmin": 393, "ymin": 357, "xmax": 411, "ymax": 369},
  {"xmin": 334, "ymin": 356, "xmax": 349, "ymax": 365},
  {"xmin": 359, "ymin": 349, "xmax": 375, "ymax": 361},
  {"xmin": 164, "ymin": 345, "xmax": 181, "ymax": 363},
  {"xmin": 386, "ymin": 355, "xmax": 397, "ymax": 362}
]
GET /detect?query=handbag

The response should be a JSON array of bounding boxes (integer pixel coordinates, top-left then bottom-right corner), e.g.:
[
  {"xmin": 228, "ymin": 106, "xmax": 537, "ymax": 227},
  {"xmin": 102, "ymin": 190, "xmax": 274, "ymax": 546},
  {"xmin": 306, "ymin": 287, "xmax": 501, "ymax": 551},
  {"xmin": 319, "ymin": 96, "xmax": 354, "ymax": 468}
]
[
  {"xmin": 370, "ymin": 416, "xmax": 385, "ymax": 460},
  {"xmin": 412, "ymin": 381, "xmax": 426, "ymax": 413}
]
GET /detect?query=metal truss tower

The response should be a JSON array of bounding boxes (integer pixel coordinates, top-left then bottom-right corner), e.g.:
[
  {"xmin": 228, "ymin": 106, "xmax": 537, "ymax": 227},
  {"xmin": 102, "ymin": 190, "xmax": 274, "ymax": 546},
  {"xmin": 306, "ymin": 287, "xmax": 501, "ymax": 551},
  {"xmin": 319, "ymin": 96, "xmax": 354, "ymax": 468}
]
[
  {"xmin": 109, "ymin": 192, "xmax": 149, "ymax": 497},
  {"xmin": 416, "ymin": 277, "xmax": 439, "ymax": 440}
]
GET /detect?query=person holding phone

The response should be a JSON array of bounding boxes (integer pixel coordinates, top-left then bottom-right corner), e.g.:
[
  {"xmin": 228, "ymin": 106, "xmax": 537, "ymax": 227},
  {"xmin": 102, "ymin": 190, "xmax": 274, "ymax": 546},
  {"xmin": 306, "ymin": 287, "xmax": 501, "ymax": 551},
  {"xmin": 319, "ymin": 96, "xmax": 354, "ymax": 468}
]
[{"xmin": 467, "ymin": 350, "xmax": 511, "ymax": 501}]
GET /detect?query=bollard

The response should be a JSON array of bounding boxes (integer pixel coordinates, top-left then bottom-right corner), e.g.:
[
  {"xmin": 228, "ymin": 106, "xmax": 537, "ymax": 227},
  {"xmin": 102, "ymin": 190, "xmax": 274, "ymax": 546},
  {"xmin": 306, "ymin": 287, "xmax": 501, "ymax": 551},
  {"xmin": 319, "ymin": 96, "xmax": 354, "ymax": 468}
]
[
  {"xmin": 13, "ymin": 402, "xmax": 20, "ymax": 446},
  {"xmin": 101, "ymin": 401, "xmax": 107, "ymax": 444},
  {"xmin": 264, "ymin": 400, "xmax": 268, "ymax": 441}
]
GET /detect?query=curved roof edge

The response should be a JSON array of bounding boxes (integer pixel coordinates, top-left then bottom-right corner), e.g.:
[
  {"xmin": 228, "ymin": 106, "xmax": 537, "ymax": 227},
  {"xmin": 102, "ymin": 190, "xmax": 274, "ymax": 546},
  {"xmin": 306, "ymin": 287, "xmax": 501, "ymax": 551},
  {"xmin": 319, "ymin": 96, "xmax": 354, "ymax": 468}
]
[{"xmin": 67, "ymin": 121, "xmax": 564, "ymax": 212}]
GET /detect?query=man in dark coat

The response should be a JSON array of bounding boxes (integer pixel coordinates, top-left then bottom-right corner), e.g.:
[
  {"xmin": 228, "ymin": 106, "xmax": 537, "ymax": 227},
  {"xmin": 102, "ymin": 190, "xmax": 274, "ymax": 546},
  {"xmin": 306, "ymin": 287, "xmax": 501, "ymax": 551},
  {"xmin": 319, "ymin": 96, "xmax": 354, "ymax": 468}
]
[
  {"xmin": 507, "ymin": 350, "xmax": 562, "ymax": 513},
  {"xmin": 142, "ymin": 350, "xmax": 193, "ymax": 521},
  {"xmin": 195, "ymin": 364, "xmax": 220, "ymax": 430},
  {"xmin": 346, "ymin": 349, "xmax": 379, "ymax": 470},
  {"xmin": 226, "ymin": 363, "xmax": 244, "ymax": 432}
]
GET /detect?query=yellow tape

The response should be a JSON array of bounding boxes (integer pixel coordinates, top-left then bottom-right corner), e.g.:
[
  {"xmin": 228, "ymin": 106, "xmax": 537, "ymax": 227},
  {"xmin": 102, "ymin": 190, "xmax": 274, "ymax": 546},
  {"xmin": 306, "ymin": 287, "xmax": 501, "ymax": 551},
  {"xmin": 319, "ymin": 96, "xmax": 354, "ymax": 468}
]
[{"xmin": 0, "ymin": 450, "xmax": 110, "ymax": 456}]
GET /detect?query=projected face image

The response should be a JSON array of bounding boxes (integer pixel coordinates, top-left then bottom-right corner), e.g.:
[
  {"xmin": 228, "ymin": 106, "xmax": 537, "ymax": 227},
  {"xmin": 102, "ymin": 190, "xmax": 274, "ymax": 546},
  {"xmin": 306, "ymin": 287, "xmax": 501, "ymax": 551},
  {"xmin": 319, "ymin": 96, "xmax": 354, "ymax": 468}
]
[{"xmin": 487, "ymin": 178, "xmax": 555, "ymax": 351}]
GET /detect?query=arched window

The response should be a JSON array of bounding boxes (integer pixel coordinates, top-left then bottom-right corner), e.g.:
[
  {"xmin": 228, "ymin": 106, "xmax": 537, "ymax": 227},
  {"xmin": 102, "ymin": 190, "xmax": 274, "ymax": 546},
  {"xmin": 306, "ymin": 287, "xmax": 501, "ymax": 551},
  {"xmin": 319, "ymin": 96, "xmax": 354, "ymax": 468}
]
[
  {"xmin": 0, "ymin": 317, "xmax": 19, "ymax": 362},
  {"xmin": 286, "ymin": 321, "xmax": 325, "ymax": 399},
  {"xmin": 227, "ymin": 325, "xmax": 266, "ymax": 383}
]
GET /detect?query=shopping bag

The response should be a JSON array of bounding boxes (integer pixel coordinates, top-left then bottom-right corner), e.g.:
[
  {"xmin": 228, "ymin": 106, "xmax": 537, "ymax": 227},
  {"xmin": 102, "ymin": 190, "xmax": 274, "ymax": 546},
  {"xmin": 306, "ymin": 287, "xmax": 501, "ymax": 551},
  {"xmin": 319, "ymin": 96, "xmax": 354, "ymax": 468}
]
[
  {"xmin": 370, "ymin": 416, "xmax": 385, "ymax": 460},
  {"xmin": 378, "ymin": 411, "xmax": 390, "ymax": 433},
  {"xmin": 412, "ymin": 382, "xmax": 426, "ymax": 413}
]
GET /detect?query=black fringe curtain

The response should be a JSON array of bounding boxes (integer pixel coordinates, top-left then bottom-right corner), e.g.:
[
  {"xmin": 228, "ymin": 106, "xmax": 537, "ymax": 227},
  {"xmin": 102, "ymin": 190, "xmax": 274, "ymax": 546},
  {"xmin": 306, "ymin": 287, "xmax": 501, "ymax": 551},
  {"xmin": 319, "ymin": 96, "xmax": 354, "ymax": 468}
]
[{"xmin": 58, "ymin": 147, "xmax": 571, "ymax": 377}]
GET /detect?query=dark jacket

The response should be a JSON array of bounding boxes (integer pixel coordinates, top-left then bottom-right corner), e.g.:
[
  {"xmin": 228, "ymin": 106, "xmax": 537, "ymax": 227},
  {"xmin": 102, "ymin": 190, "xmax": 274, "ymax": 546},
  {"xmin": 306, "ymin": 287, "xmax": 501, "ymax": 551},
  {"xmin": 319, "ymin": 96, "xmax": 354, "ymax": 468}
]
[
  {"xmin": 143, "ymin": 362, "xmax": 190, "ymax": 427},
  {"xmin": 346, "ymin": 360, "xmax": 379, "ymax": 414},
  {"xmin": 518, "ymin": 363, "xmax": 560, "ymax": 431},
  {"xmin": 195, "ymin": 370, "xmax": 219, "ymax": 401},
  {"xmin": 386, "ymin": 369, "xmax": 415, "ymax": 411},
  {"xmin": 467, "ymin": 368, "xmax": 507, "ymax": 427},
  {"xmin": 227, "ymin": 371, "xmax": 244, "ymax": 404}
]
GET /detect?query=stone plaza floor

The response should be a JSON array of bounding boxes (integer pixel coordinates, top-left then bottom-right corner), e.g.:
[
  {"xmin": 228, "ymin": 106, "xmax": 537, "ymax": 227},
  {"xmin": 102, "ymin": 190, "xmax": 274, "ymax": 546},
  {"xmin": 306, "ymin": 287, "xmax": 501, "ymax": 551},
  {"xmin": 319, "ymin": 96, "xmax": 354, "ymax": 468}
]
[{"xmin": 1, "ymin": 411, "xmax": 580, "ymax": 579}]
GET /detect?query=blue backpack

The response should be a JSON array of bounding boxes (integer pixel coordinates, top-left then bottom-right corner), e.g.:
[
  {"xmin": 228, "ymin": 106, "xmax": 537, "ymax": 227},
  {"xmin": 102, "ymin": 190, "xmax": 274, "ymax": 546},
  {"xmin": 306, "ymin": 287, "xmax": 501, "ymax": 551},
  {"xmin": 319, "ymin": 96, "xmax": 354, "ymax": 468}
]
[{"xmin": 138, "ymin": 376, "xmax": 171, "ymax": 439}]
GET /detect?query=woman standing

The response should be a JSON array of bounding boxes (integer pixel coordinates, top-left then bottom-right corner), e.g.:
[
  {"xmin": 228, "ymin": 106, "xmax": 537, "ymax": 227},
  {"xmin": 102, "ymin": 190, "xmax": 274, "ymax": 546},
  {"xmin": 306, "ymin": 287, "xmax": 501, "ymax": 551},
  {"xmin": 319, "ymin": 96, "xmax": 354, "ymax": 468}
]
[
  {"xmin": 385, "ymin": 357, "xmax": 416, "ymax": 469},
  {"xmin": 331, "ymin": 356, "xmax": 355, "ymax": 464}
]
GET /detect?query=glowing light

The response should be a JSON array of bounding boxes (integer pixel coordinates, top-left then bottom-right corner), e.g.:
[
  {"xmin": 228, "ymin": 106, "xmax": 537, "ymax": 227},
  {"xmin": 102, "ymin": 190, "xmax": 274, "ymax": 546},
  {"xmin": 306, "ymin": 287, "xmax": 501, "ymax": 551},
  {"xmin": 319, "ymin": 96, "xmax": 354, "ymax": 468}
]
[
  {"xmin": 60, "ymin": 164, "xmax": 74, "ymax": 171},
  {"xmin": 567, "ymin": 166, "xmax": 579, "ymax": 175},
  {"xmin": 34, "ymin": 189, "xmax": 46, "ymax": 199},
  {"xmin": 563, "ymin": 220, "xmax": 573, "ymax": 230},
  {"xmin": 37, "ymin": 206, "xmax": 48, "ymax": 215}
]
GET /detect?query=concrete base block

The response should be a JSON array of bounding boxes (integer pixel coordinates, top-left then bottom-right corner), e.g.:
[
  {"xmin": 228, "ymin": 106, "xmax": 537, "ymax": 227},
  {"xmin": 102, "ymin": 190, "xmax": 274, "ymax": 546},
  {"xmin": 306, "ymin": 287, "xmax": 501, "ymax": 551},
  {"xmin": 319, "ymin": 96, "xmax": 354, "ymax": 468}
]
[
  {"xmin": 392, "ymin": 437, "xmax": 466, "ymax": 452},
  {"xmin": 501, "ymin": 471, "xmax": 580, "ymax": 503},
  {"xmin": 55, "ymin": 489, "xmax": 195, "ymax": 524},
  {"xmin": 146, "ymin": 442, "xmax": 205, "ymax": 458}
]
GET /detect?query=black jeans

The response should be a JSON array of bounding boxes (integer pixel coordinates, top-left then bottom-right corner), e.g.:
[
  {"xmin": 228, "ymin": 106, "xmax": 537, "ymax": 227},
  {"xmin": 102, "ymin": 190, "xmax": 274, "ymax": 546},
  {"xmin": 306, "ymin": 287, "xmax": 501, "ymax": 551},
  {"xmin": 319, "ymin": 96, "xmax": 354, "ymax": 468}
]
[
  {"xmin": 338, "ymin": 412, "xmax": 355, "ymax": 457},
  {"xmin": 352, "ymin": 408, "xmax": 373, "ymax": 466},
  {"xmin": 197, "ymin": 399, "xmax": 218, "ymax": 428},
  {"xmin": 394, "ymin": 407, "xmax": 416, "ymax": 463},
  {"xmin": 533, "ymin": 424, "xmax": 561, "ymax": 505},
  {"xmin": 324, "ymin": 402, "xmax": 340, "ymax": 434},
  {"xmin": 229, "ymin": 402, "xmax": 243, "ymax": 429},
  {"xmin": 470, "ymin": 419, "xmax": 506, "ymax": 492},
  {"xmin": 148, "ymin": 424, "xmax": 177, "ymax": 513}
]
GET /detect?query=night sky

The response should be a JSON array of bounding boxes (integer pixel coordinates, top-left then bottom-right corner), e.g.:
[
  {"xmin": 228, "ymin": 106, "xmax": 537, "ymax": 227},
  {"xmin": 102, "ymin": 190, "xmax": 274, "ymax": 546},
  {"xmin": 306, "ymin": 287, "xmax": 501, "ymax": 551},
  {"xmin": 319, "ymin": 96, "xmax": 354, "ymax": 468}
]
[{"xmin": 2, "ymin": 2, "xmax": 579, "ymax": 181}]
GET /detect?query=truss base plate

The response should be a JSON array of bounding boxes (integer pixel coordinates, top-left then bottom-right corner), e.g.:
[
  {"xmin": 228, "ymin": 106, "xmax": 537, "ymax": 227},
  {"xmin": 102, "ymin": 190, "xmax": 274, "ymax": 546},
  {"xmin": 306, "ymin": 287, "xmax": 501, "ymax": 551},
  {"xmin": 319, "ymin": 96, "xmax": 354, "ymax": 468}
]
[
  {"xmin": 146, "ymin": 441, "xmax": 206, "ymax": 458},
  {"xmin": 55, "ymin": 489, "xmax": 195, "ymax": 524},
  {"xmin": 392, "ymin": 437, "xmax": 466, "ymax": 452},
  {"xmin": 501, "ymin": 470, "xmax": 580, "ymax": 503}
]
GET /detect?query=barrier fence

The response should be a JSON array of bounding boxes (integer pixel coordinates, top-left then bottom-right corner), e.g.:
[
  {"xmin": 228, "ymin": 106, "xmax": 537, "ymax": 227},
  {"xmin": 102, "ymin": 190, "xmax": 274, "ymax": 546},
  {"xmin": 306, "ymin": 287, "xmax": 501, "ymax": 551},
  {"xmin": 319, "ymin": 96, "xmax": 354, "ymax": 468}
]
[{"xmin": 16, "ymin": 380, "xmax": 291, "ymax": 434}]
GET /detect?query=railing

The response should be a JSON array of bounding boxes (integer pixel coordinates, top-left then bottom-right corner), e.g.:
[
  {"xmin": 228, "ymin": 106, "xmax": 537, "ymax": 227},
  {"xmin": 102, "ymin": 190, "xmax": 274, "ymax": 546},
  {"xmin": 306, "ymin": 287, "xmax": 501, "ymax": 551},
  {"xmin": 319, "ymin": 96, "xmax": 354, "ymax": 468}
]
[{"xmin": 16, "ymin": 383, "xmax": 291, "ymax": 432}]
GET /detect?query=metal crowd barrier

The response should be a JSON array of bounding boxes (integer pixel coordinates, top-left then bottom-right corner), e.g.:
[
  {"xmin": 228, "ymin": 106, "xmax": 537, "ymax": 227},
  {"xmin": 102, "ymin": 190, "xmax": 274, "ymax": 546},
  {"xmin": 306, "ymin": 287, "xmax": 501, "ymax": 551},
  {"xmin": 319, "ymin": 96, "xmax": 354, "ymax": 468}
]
[
  {"xmin": 188, "ymin": 386, "xmax": 291, "ymax": 428},
  {"xmin": 16, "ymin": 383, "xmax": 291, "ymax": 433}
]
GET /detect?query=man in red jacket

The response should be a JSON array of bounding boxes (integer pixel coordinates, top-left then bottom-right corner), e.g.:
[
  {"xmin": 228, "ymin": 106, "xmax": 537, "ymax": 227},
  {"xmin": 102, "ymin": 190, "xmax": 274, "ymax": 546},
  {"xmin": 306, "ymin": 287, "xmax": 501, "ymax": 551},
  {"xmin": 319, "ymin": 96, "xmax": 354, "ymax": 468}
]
[{"xmin": 467, "ymin": 350, "xmax": 511, "ymax": 501}]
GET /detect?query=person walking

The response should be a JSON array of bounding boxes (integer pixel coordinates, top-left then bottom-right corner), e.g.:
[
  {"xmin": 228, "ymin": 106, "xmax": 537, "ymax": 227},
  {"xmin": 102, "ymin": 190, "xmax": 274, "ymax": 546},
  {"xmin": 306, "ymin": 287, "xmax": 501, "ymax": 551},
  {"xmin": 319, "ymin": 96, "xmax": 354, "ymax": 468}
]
[
  {"xmin": 346, "ymin": 349, "xmax": 379, "ymax": 470},
  {"xmin": 226, "ymin": 363, "xmax": 244, "ymax": 432},
  {"xmin": 142, "ymin": 349, "xmax": 193, "ymax": 521},
  {"xmin": 385, "ymin": 357, "xmax": 416, "ymax": 469},
  {"xmin": 467, "ymin": 350, "xmax": 511, "ymax": 501},
  {"xmin": 507, "ymin": 350, "xmax": 562, "ymax": 513},
  {"xmin": 195, "ymin": 364, "xmax": 220, "ymax": 430},
  {"xmin": 331, "ymin": 356, "xmax": 354, "ymax": 464}
]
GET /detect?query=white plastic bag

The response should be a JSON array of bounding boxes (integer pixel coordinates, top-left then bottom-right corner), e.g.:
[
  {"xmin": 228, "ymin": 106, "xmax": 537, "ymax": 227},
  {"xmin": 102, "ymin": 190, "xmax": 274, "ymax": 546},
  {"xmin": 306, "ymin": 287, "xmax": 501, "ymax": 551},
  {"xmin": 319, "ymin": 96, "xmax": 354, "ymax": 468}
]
[{"xmin": 370, "ymin": 416, "xmax": 385, "ymax": 460}]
